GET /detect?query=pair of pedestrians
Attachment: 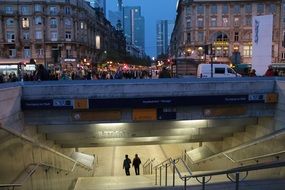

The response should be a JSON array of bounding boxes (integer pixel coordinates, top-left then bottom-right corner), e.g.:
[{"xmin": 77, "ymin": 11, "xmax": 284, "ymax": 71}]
[{"xmin": 123, "ymin": 154, "xmax": 141, "ymax": 176}]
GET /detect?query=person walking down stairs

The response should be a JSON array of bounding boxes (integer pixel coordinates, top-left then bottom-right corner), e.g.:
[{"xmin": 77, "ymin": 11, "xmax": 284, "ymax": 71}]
[
  {"xmin": 132, "ymin": 154, "xmax": 141, "ymax": 175},
  {"xmin": 123, "ymin": 154, "xmax": 132, "ymax": 176}
]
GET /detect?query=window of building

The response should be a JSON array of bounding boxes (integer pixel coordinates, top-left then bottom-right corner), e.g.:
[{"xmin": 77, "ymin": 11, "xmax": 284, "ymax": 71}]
[
  {"xmin": 243, "ymin": 32, "xmax": 251, "ymax": 40},
  {"xmin": 233, "ymin": 5, "xmax": 240, "ymax": 14},
  {"xmin": 21, "ymin": 6, "xmax": 30, "ymax": 15},
  {"xmin": 35, "ymin": 31, "xmax": 42, "ymax": 39},
  {"xmin": 35, "ymin": 16, "xmax": 42, "ymax": 25},
  {"xmin": 66, "ymin": 49, "xmax": 72, "ymax": 58},
  {"xmin": 186, "ymin": 19, "xmax": 191, "ymax": 28},
  {"xmin": 187, "ymin": 32, "xmax": 191, "ymax": 42},
  {"xmin": 245, "ymin": 4, "xmax": 252, "ymax": 14},
  {"xmin": 6, "ymin": 32, "xmax": 15, "ymax": 42},
  {"xmin": 24, "ymin": 47, "xmax": 31, "ymax": 58},
  {"xmin": 64, "ymin": 18, "xmax": 72, "ymax": 28},
  {"xmin": 234, "ymin": 17, "xmax": 240, "ymax": 26},
  {"xmin": 234, "ymin": 32, "xmax": 239, "ymax": 42},
  {"xmin": 210, "ymin": 17, "xmax": 217, "ymax": 27},
  {"xmin": 222, "ymin": 17, "xmax": 229, "ymax": 27},
  {"xmin": 268, "ymin": 4, "xmax": 276, "ymax": 14},
  {"xmin": 36, "ymin": 48, "xmax": 44, "ymax": 58},
  {"xmin": 257, "ymin": 3, "xmax": 264, "ymax": 14},
  {"xmin": 222, "ymin": 5, "xmax": 228, "ymax": 14},
  {"xmin": 80, "ymin": 22, "xmax": 84, "ymax": 29},
  {"xmin": 9, "ymin": 48, "xmax": 16, "ymax": 58},
  {"xmin": 50, "ymin": 18, "xmax": 57, "ymax": 28},
  {"xmin": 197, "ymin": 18, "xmax": 204, "ymax": 28},
  {"xmin": 6, "ymin": 18, "xmax": 15, "ymax": 26},
  {"xmin": 65, "ymin": 31, "xmax": 71, "ymax": 40},
  {"xmin": 245, "ymin": 16, "xmax": 252, "ymax": 26},
  {"xmin": 35, "ymin": 4, "xmax": 42, "ymax": 12},
  {"xmin": 197, "ymin": 5, "xmax": 204, "ymax": 14},
  {"xmin": 23, "ymin": 32, "xmax": 29, "ymax": 40},
  {"xmin": 65, "ymin": 7, "xmax": 71, "ymax": 15},
  {"xmin": 22, "ymin": 18, "xmax": 29, "ymax": 28},
  {"xmin": 185, "ymin": 6, "xmax": 191, "ymax": 16},
  {"xmin": 282, "ymin": 52, "xmax": 285, "ymax": 60},
  {"xmin": 5, "ymin": 6, "xmax": 13, "ymax": 14},
  {"xmin": 51, "ymin": 31, "xmax": 58, "ymax": 41},
  {"xmin": 65, "ymin": 0, "xmax": 70, "ymax": 3},
  {"xmin": 243, "ymin": 46, "xmax": 252, "ymax": 57},
  {"xmin": 211, "ymin": 5, "xmax": 217, "ymax": 14},
  {"xmin": 198, "ymin": 32, "xmax": 204, "ymax": 42},
  {"xmin": 50, "ymin": 6, "xmax": 58, "ymax": 15}
]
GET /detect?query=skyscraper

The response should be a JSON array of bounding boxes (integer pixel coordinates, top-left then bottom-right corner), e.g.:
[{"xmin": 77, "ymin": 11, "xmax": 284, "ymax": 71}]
[
  {"xmin": 156, "ymin": 20, "xmax": 174, "ymax": 56},
  {"xmin": 118, "ymin": 0, "xmax": 123, "ymax": 11},
  {"xmin": 122, "ymin": 6, "xmax": 145, "ymax": 55},
  {"xmin": 108, "ymin": 1, "xmax": 145, "ymax": 57}
]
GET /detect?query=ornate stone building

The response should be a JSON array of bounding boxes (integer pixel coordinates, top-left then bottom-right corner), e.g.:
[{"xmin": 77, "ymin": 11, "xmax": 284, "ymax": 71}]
[
  {"xmin": 0, "ymin": 0, "xmax": 125, "ymax": 70},
  {"xmin": 170, "ymin": 0, "xmax": 282, "ymax": 70}
]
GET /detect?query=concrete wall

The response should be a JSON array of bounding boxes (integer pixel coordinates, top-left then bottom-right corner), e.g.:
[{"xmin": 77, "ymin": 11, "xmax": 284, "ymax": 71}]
[
  {"xmin": 0, "ymin": 85, "xmax": 92, "ymax": 190},
  {"xmin": 79, "ymin": 144, "xmax": 197, "ymax": 176},
  {"xmin": 275, "ymin": 80, "xmax": 285, "ymax": 130},
  {"xmin": 21, "ymin": 78, "xmax": 276, "ymax": 99},
  {"xmin": 184, "ymin": 78, "xmax": 285, "ymax": 178}
]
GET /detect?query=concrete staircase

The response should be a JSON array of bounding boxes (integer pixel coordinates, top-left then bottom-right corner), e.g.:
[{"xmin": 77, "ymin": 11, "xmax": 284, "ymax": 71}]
[{"xmin": 73, "ymin": 175, "xmax": 285, "ymax": 190}]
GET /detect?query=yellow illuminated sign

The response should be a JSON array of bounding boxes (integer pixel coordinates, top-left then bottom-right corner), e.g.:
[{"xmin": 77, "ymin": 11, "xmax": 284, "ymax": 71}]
[
  {"xmin": 73, "ymin": 111, "xmax": 121, "ymax": 121},
  {"xmin": 265, "ymin": 93, "xmax": 278, "ymax": 103},
  {"xmin": 204, "ymin": 106, "xmax": 246, "ymax": 117},
  {"xmin": 74, "ymin": 99, "xmax": 89, "ymax": 109},
  {"xmin": 133, "ymin": 109, "xmax": 157, "ymax": 121}
]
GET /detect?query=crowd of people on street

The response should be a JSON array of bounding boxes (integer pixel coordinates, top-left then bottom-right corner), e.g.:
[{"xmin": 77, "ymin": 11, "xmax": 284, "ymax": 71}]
[
  {"xmin": 1, "ymin": 63, "xmax": 283, "ymax": 84},
  {"xmin": 0, "ymin": 64, "xmax": 172, "ymax": 83}
]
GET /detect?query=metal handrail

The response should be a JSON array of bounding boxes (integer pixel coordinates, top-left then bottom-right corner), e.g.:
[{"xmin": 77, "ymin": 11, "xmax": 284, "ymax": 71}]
[
  {"xmin": 176, "ymin": 160, "xmax": 285, "ymax": 190},
  {"xmin": 193, "ymin": 128, "xmax": 285, "ymax": 164},
  {"xmin": 225, "ymin": 149, "xmax": 285, "ymax": 163},
  {"xmin": 143, "ymin": 158, "xmax": 151, "ymax": 167},
  {"xmin": 172, "ymin": 157, "xmax": 192, "ymax": 177},
  {"xmin": 153, "ymin": 158, "xmax": 172, "ymax": 169},
  {"xmin": 0, "ymin": 125, "xmax": 92, "ymax": 170},
  {"xmin": 185, "ymin": 160, "xmax": 285, "ymax": 179},
  {"xmin": 143, "ymin": 158, "xmax": 155, "ymax": 175},
  {"xmin": 0, "ymin": 161, "xmax": 83, "ymax": 188},
  {"xmin": 182, "ymin": 150, "xmax": 194, "ymax": 165},
  {"xmin": 153, "ymin": 157, "xmax": 173, "ymax": 186}
]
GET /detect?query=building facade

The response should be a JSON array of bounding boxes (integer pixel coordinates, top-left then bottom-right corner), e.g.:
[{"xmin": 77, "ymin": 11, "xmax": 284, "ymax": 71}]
[
  {"xmin": 85, "ymin": 0, "xmax": 106, "ymax": 16},
  {"xmin": 170, "ymin": 0, "xmax": 282, "ymax": 67},
  {"xmin": 156, "ymin": 20, "xmax": 174, "ymax": 56},
  {"xmin": 0, "ymin": 0, "xmax": 125, "ymax": 71}
]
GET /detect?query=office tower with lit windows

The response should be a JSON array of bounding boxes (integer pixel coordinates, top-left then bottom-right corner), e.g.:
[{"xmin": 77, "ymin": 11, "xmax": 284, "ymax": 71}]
[
  {"xmin": 122, "ymin": 6, "xmax": 145, "ymax": 56},
  {"xmin": 156, "ymin": 20, "xmax": 174, "ymax": 56}
]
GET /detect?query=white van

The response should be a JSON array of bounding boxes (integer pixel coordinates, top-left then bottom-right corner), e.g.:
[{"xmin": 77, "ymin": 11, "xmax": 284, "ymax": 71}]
[{"xmin": 197, "ymin": 63, "xmax": 241, "ymax": 78}]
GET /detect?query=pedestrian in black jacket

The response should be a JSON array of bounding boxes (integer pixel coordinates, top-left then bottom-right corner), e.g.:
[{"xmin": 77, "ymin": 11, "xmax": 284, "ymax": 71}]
[
  {"xmin": 123, "ymin": 155, "xmax": 131, "ymax": 176},
  {"xmin": 132, "ymin": 154, "xmax": 141, "ymax": 175}
]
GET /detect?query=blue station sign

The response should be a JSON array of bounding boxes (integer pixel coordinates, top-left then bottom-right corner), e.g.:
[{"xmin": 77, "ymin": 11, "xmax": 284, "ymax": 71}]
[{"xmin": 21, "ymin": 93, "xmax": 273, "ymax": 110}]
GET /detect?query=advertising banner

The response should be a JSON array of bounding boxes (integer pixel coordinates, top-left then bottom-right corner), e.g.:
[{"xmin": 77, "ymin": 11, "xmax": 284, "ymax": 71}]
[{"xmin": 252, "ymin": 15, "xmax": 273, "ymax": 76}]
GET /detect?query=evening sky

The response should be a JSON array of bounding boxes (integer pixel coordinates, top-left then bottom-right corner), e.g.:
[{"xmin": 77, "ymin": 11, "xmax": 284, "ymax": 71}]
[{"xmin": 107, "ymin": 0, "xmax": 178, "ymax": 57}]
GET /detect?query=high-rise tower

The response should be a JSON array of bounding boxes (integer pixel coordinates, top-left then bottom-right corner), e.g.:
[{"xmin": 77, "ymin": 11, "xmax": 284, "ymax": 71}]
[
  {"xmin": 156, "ymin": 20, "xmax": 174, "ymax": 56},
  {"xmin": 118, "ymin": 0, "xmax": 123, "ymax": 11}
]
